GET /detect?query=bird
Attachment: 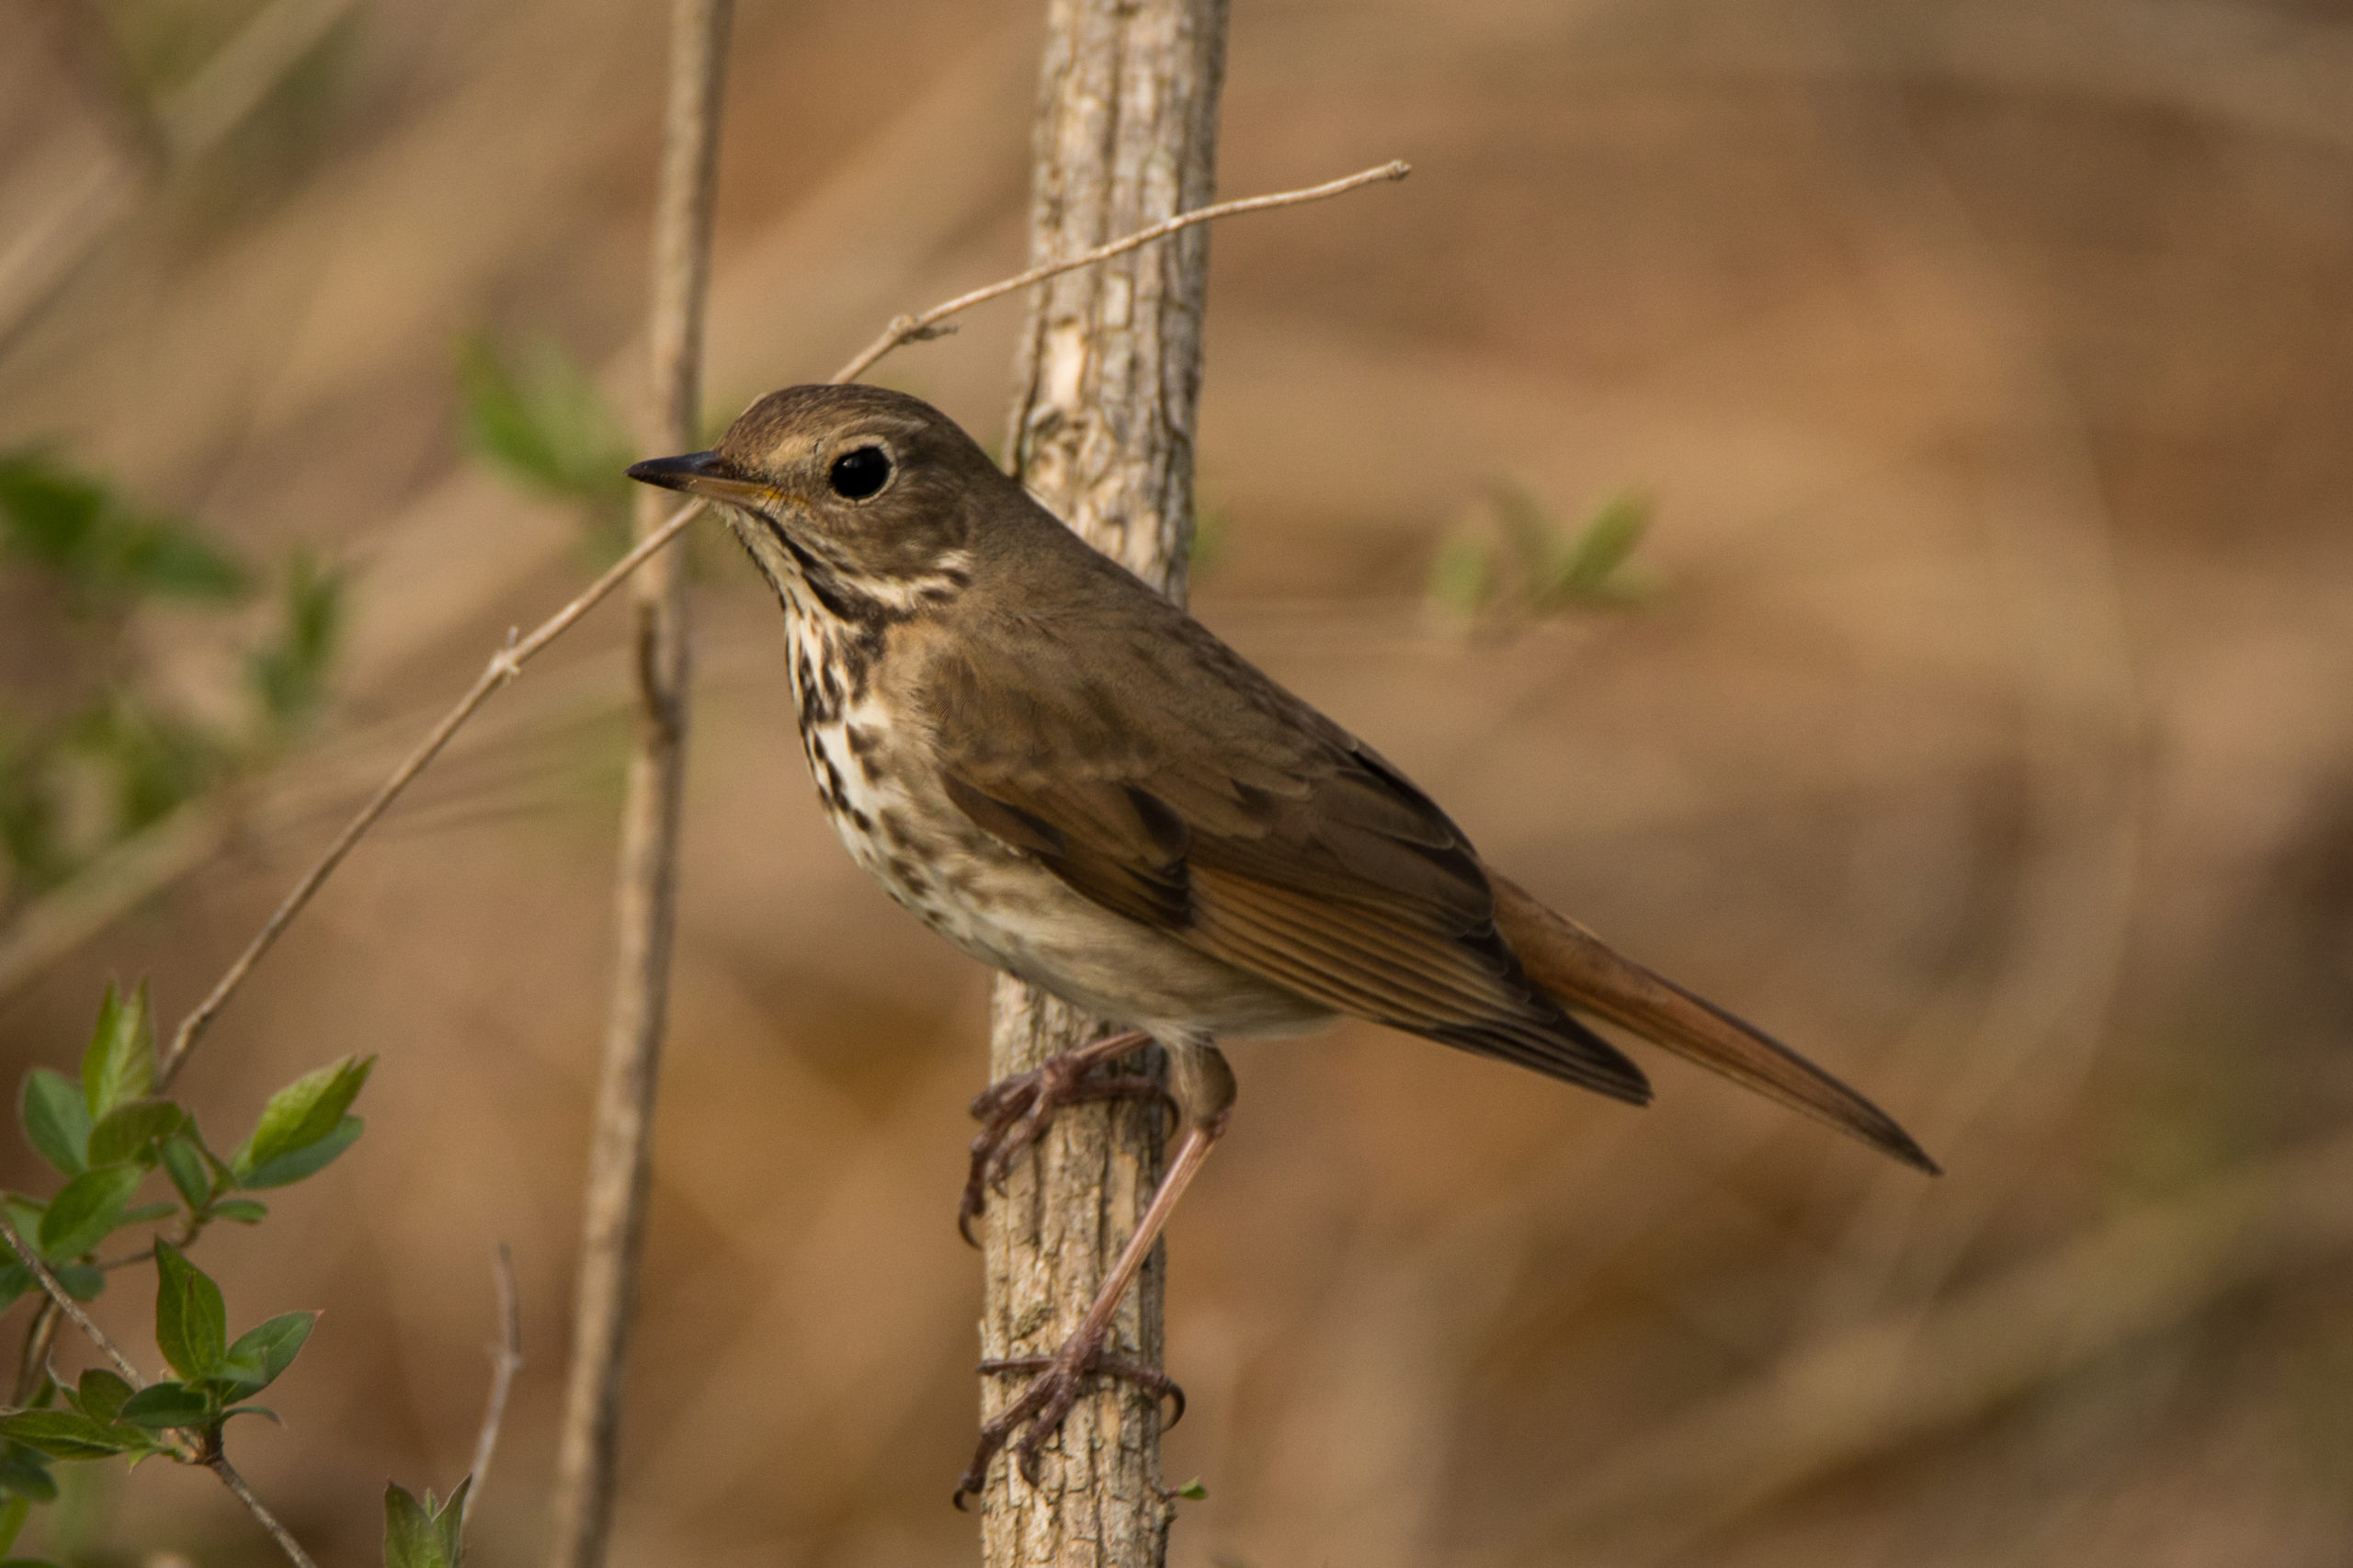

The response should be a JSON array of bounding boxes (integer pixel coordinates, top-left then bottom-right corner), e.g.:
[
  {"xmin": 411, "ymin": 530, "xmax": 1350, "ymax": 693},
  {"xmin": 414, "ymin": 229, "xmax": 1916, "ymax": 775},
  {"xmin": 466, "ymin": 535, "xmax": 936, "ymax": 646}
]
[{"xmin": 626, "ymin": 381, "xmax": 1936, "ymax": 1504}]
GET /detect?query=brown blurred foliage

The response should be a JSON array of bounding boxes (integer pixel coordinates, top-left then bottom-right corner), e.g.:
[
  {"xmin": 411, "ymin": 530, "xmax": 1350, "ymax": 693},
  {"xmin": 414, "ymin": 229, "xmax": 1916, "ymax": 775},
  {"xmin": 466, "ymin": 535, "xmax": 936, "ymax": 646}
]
[{"xmin": 4, "ymin": 0, "xmax": 2352, "ymax": 1563}]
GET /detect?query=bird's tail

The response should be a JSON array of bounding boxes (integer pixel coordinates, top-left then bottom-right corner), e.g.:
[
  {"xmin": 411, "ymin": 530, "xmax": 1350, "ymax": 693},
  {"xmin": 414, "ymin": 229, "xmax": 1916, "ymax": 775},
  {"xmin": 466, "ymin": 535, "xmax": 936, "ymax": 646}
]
[{"xmin": 1486, "ymin": 868, "xmax": 1938, "ymax": 1174}]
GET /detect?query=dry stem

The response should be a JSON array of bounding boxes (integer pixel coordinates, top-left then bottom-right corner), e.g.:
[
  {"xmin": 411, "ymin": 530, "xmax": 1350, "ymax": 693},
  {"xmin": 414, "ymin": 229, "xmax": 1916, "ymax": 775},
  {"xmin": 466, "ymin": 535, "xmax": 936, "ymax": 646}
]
[
  {"xmin": 153, "ymin": 499, "xmax": 703, "ymax": 1092},
  {"xmin": 831, "ymin": 159, "xmax": 1405, "ymax": 385},
  {"xmin": 210, "ymin": 1454, "xmax": 324, "ymax": 1568},
  {"xmin": 468, "ymin": 1242, "xmax": 524, "ymax": 1499},
  {"xmin": 543, "ymin": 3, "xmax": 728, "ymax": 1566},
  {"xmin": 9, "ymin": 1301, "xmax": 59, "ymax": 1407},
  {"xmin": 1, "ymin": 0, "xmax": 364, "ymax": 345},
  {"xmin": 0, "ymin": 1209, "xmax": 144, "ymax": 1386}
]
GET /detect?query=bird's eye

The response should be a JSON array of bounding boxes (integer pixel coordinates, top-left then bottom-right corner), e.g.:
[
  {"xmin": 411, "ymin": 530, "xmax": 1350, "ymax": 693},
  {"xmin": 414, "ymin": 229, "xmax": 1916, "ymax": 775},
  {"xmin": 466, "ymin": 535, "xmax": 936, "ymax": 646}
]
[{"xmin": 828, "ymin": 446, "xmax": 892, "ymax": 500}]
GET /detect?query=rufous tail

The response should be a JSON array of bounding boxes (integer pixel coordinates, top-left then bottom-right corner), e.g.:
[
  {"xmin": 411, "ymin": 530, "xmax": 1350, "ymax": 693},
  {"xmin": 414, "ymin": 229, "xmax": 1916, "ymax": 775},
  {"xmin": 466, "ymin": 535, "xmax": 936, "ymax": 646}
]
[{"xmin": 1486, "ymin": 868, "xmax": 1938, "ymax": 1174}]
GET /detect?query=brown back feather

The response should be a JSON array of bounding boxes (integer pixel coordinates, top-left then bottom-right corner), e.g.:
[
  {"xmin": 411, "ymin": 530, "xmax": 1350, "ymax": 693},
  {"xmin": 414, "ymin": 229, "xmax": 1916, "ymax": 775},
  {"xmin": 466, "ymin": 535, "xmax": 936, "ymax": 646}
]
[{"xmin": 920, "ymin": 525, "xmax": 1649, "ymax": 1104}]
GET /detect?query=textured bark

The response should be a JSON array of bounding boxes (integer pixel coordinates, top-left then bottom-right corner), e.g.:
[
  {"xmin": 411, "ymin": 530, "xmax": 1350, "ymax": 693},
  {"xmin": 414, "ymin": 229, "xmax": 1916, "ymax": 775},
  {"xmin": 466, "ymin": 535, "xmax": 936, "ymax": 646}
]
[
  {"xmin": 982, "ymin": 3, "xmax": 1228, "ymax": 1564},
  {"xmin": 545, "ymin": 5, "xmax": 728, "ymax": 1567}
]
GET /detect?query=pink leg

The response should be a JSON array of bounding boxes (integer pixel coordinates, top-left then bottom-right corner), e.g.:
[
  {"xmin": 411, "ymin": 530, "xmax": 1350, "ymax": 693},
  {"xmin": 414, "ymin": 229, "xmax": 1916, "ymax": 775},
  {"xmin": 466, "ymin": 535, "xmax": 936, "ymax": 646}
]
[{"xmin": 953, "ymin": 1109, "xmax": 1228, "ymax": 1507}]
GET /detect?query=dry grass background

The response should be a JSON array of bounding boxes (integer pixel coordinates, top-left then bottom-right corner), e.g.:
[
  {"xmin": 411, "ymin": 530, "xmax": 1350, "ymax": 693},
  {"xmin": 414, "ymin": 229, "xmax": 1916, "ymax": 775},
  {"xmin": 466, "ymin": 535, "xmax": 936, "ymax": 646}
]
[{"xmin": 3, "ymin": 0, "xmax": 2352, "ymax": 1562}]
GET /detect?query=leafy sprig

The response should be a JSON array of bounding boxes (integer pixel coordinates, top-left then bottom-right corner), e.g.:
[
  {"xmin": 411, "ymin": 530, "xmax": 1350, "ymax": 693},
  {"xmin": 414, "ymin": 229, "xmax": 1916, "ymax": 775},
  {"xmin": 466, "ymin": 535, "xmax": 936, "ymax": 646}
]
[
  {"xmin": 1428, "ymin": 481, "xmax": 1654, "ymax": 629},
  {"xmin": 458, "ymin": 333, "xmax": 634, "ymax": 562},
  {"xmin": 0, "ymin": 983, "xmax": 377, "ymax": 1554},
  {"xmin": 0, "ymin": 451, "xmax": 345, "ymax": 911}
]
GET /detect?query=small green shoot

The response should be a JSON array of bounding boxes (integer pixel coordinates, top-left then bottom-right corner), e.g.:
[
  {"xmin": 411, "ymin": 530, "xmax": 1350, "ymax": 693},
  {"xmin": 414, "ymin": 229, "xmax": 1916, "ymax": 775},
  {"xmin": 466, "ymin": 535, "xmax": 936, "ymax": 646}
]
[
  {"xmin": 1427, "ymin": 480, "xmax": 1655, "ymax": 631},
  {"xmin": 383, "ymin": 1477, "xmax": 470, "ymax": 1568},
  {"xmin": 458, "ymin": 333, "xmax": 633, "ymax": 561}
]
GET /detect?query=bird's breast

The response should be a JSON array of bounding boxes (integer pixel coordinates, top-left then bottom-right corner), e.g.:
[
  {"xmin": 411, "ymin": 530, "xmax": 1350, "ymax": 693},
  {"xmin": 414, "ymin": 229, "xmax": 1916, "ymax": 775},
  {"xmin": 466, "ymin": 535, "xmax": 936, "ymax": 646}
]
[{"xmin": 779, "ymin": 610, "xmax": 1330, "ymax": 1042}]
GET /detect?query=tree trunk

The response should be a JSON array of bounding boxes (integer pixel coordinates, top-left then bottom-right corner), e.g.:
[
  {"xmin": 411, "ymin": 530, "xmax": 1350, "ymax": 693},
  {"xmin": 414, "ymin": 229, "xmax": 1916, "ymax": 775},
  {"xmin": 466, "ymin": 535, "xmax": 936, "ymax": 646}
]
[{"xmin": 979, "ymin": 3, "xmax": 1228, "ymax": 1565}]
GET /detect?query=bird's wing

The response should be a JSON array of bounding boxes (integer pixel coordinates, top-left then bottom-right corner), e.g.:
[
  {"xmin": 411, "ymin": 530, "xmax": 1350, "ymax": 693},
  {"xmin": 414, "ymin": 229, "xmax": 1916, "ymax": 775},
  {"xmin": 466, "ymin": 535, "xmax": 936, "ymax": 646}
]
[{"xmin": 921, "ymin": 610, "xmax": 1651, "ymax": 1104}]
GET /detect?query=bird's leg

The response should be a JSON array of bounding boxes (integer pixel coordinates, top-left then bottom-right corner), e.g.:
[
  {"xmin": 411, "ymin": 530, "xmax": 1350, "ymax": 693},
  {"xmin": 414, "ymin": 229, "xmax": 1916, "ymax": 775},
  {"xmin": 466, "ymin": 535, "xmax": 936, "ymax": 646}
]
[
  {"xmin": 961, "ymin": 1028, "xmax": 1171, "ymax": 1243},
  {"xmin": 954, "ymin": 1042, "xmax": 1233, "ymax": 1507}
]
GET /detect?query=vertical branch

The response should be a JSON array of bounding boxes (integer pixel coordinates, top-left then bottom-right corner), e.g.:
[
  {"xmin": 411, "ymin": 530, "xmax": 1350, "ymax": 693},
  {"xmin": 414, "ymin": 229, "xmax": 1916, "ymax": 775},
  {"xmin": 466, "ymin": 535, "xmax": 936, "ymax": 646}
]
[
  {"xmin": 982, "ymin": 3, "xmax": 1228, "ymax": 1564},
  {"xmin": 543, "ymin": 5, "xmax": 729, "ymax": 1567},
  {"xmin": 26, "ymin": 0, "xmax": 169, "ymax": 177}
]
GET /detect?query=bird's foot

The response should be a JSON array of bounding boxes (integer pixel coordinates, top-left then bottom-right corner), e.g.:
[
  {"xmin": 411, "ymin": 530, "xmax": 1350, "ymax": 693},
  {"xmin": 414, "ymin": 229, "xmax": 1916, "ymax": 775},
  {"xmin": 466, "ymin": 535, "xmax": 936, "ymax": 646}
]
[
  {"xmin": 961, "ymin": 1031, "xmax": 1169, "ymax": 1244},
  {"xmin": 953, "ymin": 1335, "xmax": 1186, "ymax": 1508}
]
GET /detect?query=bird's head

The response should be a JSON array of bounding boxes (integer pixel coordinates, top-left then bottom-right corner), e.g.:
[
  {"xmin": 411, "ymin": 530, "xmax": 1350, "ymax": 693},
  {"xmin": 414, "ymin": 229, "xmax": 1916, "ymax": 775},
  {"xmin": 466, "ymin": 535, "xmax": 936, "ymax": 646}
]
[{"xmin": 628, "ymin": 383, "xmax": 999, "ymax": 619}]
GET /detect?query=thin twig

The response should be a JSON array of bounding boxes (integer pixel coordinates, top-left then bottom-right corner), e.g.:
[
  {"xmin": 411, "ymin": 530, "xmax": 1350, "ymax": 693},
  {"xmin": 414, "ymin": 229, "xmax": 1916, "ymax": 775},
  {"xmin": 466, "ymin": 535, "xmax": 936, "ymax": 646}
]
[
  {"xmin": 0, "ymin": 1209, "xmax": 143, "ymax": 1386},
  {"xmin": 545, "ymin": 3, "xmax": 727, "ymax": 1566},
  {"xmin": 0, "ymin": 0, "xmax": 362, "ymax": 347},
  {"xmin": 154, "ymin": 499, "xmax": 702, "ymax": 1092},
  {"xmin": 829, "ymin": 159, "xmax": 1409, "ymax": 385},
  {"xmin": 468, "ymin": 1242, "xmax": 524, "ymax": 1501},
  {"xmin": 8, "ymin": 1301, "xmax": 58, "ymax": 1407},
  {"xmin": 210, "ymin": 1453, "xmax": 324, "ymax": 1568},
  {"xmin": 26, "ymin": 0, "xmax": 169, "ymax": 176}
]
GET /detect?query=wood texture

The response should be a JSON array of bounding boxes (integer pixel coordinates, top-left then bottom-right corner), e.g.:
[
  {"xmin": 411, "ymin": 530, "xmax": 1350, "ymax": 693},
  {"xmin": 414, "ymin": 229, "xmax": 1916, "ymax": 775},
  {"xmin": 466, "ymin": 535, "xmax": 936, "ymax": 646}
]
[{"xmin": 982, "ymin": 2, "xmax": 1228, "ymax": 1562}]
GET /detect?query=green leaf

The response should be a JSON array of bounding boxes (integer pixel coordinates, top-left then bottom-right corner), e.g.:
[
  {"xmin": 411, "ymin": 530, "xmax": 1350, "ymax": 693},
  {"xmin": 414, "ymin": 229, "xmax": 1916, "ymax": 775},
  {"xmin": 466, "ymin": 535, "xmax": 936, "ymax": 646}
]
[
  {"xmin": 80, "ymin": 983, "xmax": 154, "ymax": 1121},
  {"xmin": 437, "ymin": 1475, "xmax": 471, "ymax": 1566},
  {"xmin": 1427, "ymin": 534, "xmax": 1495, "ymax": 620},
  {"xmin": 1489, "ymin": 477, "xmax": 1560, "ymax": 582},
  {"xmin": 160, "ymin": 1136, "xmax": 211, "ymax": 1210},
  {"xmin": 246, "ymin": 550, "xmax": 344, "ymax": 733},
  {"xmin": 71, "ymin": 1369, "xmax": 132, "ymax": 1425},
  {"xmin": 236, "ymin": 1115, "xmax": 363, "ymax": 1189},
  {"xmin": 0, "ymin": 1265, "xmax": 29, "ymax": 1313},
  {"xmin": 0, "ymin": 1451, "xmax": 54, "ymax": 1504},
  {"xmin": 50, "ymin": 1264, "xmax": 103, "ymax": 1302},
  {"xmin": 17, "ymin": 1071, "xmax": 90, "ymax": 1176},
  {"xmin": 153, "ymin": 1240, "xmax": 226, "ymax": 1381},
  {"xmin": 117, "ymin": 1202, "xmax": 176, "ymax": 1225},
  {"xmin": 1544, "ymin": 490, "xmax": 1650, "ymax": 606},
  {"xmin": 1174, "ymin": 1476, "xmax": 1208, "ymax": 1500},
  {"xmin": 109, "ymin": 520, "xmax": 248, "ymax": 600},
  {"xmin": 457, "ymin": 335, "xmax": 631, "ymax": 501},
  {"xmin": 233, "ymin": 1056, "xmax": 373, "ymax": 1181},
  {"xmin": 0, "ymin": 1489, "xmax": 30, "ymax": 1557},
  {"xmin": 456, "ymin": 335, "xmax": 634, "ymax": 562},
  {"xmin": 221, "ymin": 1312, "xmax": 313, "ymax": 1395},
  {"xmin": 37, "ymin": 1165, "xmax": 141, "ymax": 1259},
  {"xmin": 117, "ymin": 1381, "xmax": 210, "ymax": 1429},
  {"xmin": 0, "ymin": 1412, "xmax": 131, "ymax": 1460},
  {"xmin": 0, "ymin": 449, "xmax": 245, "ymax": 607},
  {"xmin": 210, "ymin": 1199, "xmax": 268, "ymax": 1223},
  {"xmin": 383, "ymin": 1481, "xmax": 451, "ymax": 1568},
  {"xmin": 86, "ymin": 1098, "xmax": 182, "ymax": 1167},
  {"xmin": 0, "ymin": 453, "xmax": 103, "ymax": 569},
  {"xmin": 68, "ymin": 697, "xmax": 225, "ymax": 835}
]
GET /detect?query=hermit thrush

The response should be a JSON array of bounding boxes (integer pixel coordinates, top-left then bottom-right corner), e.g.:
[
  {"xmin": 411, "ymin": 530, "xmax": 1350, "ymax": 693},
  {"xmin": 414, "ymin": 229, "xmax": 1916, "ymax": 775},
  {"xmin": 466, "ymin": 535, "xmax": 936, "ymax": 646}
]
[{"xmin": 629, "ymin": 383, "xmax": 1935, "ymax": 1501}]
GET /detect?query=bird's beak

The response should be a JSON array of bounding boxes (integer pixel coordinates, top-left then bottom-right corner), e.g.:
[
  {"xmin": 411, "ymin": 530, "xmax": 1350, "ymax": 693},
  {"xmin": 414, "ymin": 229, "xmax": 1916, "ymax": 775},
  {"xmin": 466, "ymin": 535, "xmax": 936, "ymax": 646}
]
[{"xmin": 625, "ymin": 449, "xmax": 774, "ymax": 508}]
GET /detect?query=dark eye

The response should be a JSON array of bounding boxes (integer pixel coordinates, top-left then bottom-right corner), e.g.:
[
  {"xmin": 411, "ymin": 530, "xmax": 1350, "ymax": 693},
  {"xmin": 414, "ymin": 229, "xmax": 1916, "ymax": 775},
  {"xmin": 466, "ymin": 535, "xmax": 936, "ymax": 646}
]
[{"xmin": 828, "ymin": 446, "xmax": 892, "ymax": 500}]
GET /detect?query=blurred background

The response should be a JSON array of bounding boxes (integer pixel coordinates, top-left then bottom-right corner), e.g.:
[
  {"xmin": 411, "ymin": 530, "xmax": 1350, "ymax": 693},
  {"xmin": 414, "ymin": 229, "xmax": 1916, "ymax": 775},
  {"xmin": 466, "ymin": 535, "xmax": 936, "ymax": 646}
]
[{"xmin": 4, "ymin": 0, "xmax": 2351, "ymax": 1562}]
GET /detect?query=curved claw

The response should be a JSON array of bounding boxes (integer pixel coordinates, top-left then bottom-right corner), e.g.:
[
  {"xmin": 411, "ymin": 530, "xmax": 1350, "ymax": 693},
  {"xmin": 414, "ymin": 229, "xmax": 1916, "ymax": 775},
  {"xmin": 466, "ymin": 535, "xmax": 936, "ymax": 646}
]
[
  {"xmin": 952, "ymin": 1353, "xmax": 1188, "ymax": 1507},
  {"xmin": 955, "ymin": 1040, "xmax": 1172, "ymax": 1246}
]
